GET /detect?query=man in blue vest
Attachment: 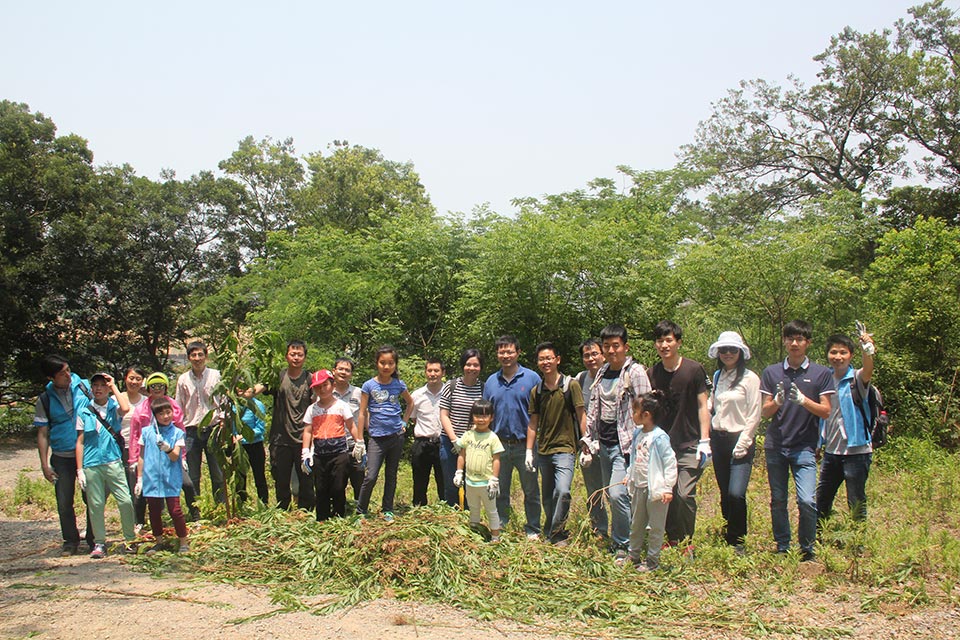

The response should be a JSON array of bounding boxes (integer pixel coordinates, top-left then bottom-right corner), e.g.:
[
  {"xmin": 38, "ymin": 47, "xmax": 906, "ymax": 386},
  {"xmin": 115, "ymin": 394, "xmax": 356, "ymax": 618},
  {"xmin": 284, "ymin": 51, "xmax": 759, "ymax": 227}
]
[{"xmin": 34, "ymin": 355, "xmax": 95, "ymax": 555}]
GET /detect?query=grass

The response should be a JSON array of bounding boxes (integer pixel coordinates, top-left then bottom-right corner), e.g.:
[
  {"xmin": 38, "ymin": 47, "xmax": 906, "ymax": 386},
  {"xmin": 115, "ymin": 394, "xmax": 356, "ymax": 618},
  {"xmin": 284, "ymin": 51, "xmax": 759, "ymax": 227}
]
[{"xmin": 6, "ymin": 436, "xmax": 960, "ymax": 637}]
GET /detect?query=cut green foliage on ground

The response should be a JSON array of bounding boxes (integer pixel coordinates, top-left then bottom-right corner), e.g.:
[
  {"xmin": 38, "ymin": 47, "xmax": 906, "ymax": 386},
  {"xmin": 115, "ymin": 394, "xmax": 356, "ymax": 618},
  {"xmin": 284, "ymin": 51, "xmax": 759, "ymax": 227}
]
[{"xmin": 126, "ymin": 436, "xmax": 960, "ymax": 639}]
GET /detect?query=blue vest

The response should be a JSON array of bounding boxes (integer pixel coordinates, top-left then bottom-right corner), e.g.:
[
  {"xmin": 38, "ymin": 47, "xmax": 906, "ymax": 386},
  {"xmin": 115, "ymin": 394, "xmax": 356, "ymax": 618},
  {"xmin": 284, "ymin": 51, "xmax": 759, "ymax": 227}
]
[
  {"xmin": 78, "ymin": 399, "xmax": 123, "ymax": 467},
  {"xmin": 44, "ymin": 374, "xmax": 92, "ymax": 453}
]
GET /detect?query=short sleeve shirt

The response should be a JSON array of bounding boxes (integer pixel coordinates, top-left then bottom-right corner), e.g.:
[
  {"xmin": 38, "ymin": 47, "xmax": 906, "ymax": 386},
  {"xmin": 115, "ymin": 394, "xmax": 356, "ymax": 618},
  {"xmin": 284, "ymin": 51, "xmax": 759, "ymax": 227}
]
[
  {"xmin": 361, "ymin": 377, "xmax": 408, "ymax": 437},
  {"xmin": 760, "ymin": 358, "xmax": 835, "ymax": 452},
  {"xmin": 303, "ymin": 398, "xmax": 354, "ymax": 455},
  {"xmin": 460, "ymin": 429, "xmax": 504, "ymax": 486},
  {"xmin": 648, "ymin": 358, "xmax": 708, "ymax": 451},
  {"xmin": 528, "ymin": 376, "xmax": 584, "ymax": 455},
  {"xmin": 440, "ymin": 378, "xmax": 483, "ymax": 439}
]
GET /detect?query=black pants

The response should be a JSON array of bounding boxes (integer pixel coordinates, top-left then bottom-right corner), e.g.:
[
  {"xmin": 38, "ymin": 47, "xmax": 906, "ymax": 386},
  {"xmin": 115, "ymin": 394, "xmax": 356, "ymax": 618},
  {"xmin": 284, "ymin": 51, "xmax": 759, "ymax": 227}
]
[
  {"xmin": 270, "ymin": 443, "xmax": 315, "ymax": 511},
  {"xmin": 411, "ymin": 437, "xmax": 443, "ymax": 507},
  {"xmin": 314, "ymin": 452, "xmax": 352, "ymax": 520},
  {"xmin": 236, "ymin": 442, "xmax": 269, "ymax": 505},
  {"xmin": 51, "ymin": 454, "xmax": 94, "ymax": 548}
]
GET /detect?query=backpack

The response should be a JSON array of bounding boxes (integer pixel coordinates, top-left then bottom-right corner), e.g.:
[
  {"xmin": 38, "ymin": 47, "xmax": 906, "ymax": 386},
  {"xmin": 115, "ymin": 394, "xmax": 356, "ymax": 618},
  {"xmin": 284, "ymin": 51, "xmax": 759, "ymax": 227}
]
[{"xmin": 850, "ymin": 381, "xmax": 889, "ymax": 448}]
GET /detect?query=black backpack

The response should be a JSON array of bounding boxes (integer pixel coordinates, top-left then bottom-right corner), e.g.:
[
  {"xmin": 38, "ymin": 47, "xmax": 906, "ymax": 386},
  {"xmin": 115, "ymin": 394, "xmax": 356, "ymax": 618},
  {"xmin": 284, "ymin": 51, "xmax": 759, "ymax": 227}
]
[{"xmin": 851, "ymin": 382, "xmax": 889, "ymax": 448}]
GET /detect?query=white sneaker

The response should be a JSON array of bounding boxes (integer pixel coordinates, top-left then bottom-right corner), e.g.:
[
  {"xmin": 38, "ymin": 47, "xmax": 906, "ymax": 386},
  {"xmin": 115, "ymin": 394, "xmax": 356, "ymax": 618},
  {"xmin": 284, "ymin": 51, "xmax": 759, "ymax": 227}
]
[{"xmin": 526, "ymin": 532, "xmax": 540, "ymax": 541}]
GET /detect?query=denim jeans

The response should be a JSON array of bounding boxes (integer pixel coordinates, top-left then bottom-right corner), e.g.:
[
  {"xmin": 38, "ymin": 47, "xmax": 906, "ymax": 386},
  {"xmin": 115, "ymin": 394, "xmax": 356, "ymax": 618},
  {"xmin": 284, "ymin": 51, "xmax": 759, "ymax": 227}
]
[
  {"xmin": 51, "ymin": 454, "xmax": 93, "ymax": 548},
  {"xmin": 185, "ymin": 425, "xmax": 225, "ymax": 509},
  {"xmin": 539, "ymin": 452, "xmax": 574, "ymax": 542},
  {"xmin": 357, "ymin": 433, "xmax": 404, "ymax": 515},
  {"xmin": 496, "ymin": 439, "xmax": 541, "ymax": 536},
  {"xmin": 817, "ymin": 452, "xmax": 872, "ymax": 522},
  {"xmin": 438, "ymin": 434, "xmax": 460, "ymax": 507},
  {"xmin": 711, "ymin": 430, "xmax": 754, "ymax": 546},
  {"xmin": 766, "ymin": 448, "xmax": 817, "ymax": 554},
  {"xmin": 597, "ymin": 442, "xmax": 631, "ymax": 551},
  {"xmin": 410, "ymin": 437, "xmax": 443, "ymax": 507},
  {"xmin": 580, "ymin": 452, "xmax": 608, "ymax": 537}
]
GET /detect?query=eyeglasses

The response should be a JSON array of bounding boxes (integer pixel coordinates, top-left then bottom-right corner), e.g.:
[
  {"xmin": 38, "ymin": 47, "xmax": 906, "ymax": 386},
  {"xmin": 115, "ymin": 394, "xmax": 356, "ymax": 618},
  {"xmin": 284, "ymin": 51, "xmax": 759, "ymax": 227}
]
[
  {"xmin": 717, "ymin": 347, "xmax": 740, "ymax": 355},
  {"xmin": 148, "ymin": 383, "xmax": 166, "ymax": 392},
  {"xmin": 537, "ymin": 356, "xmax": 556, "ymax": 363}
]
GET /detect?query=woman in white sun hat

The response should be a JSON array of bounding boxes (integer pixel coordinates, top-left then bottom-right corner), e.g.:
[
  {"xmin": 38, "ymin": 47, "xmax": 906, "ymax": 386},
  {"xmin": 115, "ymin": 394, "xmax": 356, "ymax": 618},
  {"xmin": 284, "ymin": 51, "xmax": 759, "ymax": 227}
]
[{"xmin": 707, "ymin": 331, "xmax": 761, "ymax": 553}]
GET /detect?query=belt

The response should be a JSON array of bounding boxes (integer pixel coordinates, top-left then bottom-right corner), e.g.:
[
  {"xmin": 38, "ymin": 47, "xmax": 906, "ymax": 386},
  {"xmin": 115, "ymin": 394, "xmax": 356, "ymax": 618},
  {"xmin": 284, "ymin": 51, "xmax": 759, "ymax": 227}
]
[{"xmin": 414, "ymin": 436, "xmax": 441, "ymax": 443}]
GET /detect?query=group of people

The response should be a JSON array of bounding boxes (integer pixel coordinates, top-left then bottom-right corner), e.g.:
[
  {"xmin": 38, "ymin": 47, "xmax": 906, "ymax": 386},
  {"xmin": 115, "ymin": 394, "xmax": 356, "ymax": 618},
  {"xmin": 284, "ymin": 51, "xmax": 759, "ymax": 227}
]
[{"xmin": 35, "ymin": 320, "xmax": 880, "ymax": 570}]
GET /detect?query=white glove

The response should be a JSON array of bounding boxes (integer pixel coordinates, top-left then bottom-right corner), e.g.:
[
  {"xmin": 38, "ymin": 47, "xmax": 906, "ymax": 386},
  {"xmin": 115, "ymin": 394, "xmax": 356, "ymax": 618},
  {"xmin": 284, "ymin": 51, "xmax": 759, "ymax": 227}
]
[
  {"xmin": 732, "ymin": 435, "xmax": 752, "ymax": 459},
  {"xmin": 774, "ymin": 381, "xmax": 786, "ymax": 406},
  {"xmin": 451, "ymin": 437, "xmax": 461, "ymax": 452},
  {"xmin": 134, "ymin": 478, "xmax": 142, "ymax": 497},
  {"xmin": 301, "ymin": 447, "xmax": 313, "ymax": 475},
  {"xmin": 453, "ymin": 469, "xmax": 464, "ymax": 487},
  {"xmin": 861, "ymin": 341, "xmax": 876, "ymax": 356},
  {"xmin": 128, "ymin": 462, "xmax": 138, "ymax": 474},
  {"xmin": 524, "ymin": 449, "xmax": 536, "ymax": 473},
  {"xmin": 697, "ymin": 439, "xmax": 713, "ymax": 469},
  {"xmin": 157, "ymin": 433, "xmax": 172, "ymax": 453},
  {"xmin": 579, "ymin": 435, "xmax": 599, "ymax": 455},
  {"xmin": 487, "ymin": 477, "xmax": 500, "ymax": 498},
  {"xmin": 77, "ymin": 469, "xmax": 87, "ymax": 491},
  {"xmin": 788, "ymin": 384, "xmax": 808, "ymax": 406},
  {"xmin": 182, "ymin": 456, "xmax": 189, "ymax": 472},
  {"xmin": 579, "ymin": 451, "xmax": 593, "ymax": 468},
  {"xmin": 352, "ymin": 441, "xmax": 366, "ymax": 463}
]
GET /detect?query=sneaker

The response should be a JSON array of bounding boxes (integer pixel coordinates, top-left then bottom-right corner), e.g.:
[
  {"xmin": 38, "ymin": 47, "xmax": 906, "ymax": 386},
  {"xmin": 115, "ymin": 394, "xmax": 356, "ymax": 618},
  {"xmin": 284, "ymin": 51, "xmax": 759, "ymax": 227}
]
[
  {"xmin": 134, "ymin": 524, "xmax": 144, "ymax": 536},
  {"xmin": 61, "ymin": 542, "xmax": 79, "ymax": 557},
  {"xmin": 121, "ymin": 542, "xmax": 137, "ymax": 555},
  {"xmin": 683, "ymin": 545, "xmax": 696, "ymax": 561},
  {"xmin": 382, "ymin": 512, "xmax": 395, "ymax": 523},
  {"xmin": 90, "ymin": 544, "xmax": 106, "ymax": 559},
  {"xmin": 635, "ymin": 563, "xmax": 651, "ymax": 573},
  {"xmin": 801, "ymin": 550, "xmax": 816, "ymax": 562},
  {"xmin": 490, "ymin": 535, "xmax": 501, "ymax": 544},
  {"xmin": 526, "ymin": 532, "xmax": 540, "ymax": 541},
  {"xmin": 178, "ymin": 542, "xmax": 190, "ymax": 554},
  {"xmin": 613, "ymin": 549, "xmax": 629, "ymax": 567}
]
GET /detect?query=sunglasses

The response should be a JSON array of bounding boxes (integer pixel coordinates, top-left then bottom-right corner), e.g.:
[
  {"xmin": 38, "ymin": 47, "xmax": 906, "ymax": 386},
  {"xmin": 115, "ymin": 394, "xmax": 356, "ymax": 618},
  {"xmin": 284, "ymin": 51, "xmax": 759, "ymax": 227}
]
[
  {"xmin": 717, "ymin": 346, "xmax": 740, "ymax": 355},
  {"xmin": 148, "ymin": 383, "xmax": 167, "ymax": 392}
]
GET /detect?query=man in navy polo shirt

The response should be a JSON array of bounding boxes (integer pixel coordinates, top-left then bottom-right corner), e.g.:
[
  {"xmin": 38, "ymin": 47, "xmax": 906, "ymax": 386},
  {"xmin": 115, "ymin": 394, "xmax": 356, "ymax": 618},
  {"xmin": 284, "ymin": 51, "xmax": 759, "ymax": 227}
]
[
  {"xmin": 483, "ymin": 335, "xmax": 542, "ymax": 538},
  {"xmin": 760, "ymin": 320, "xmax": 834, "ymax": 561}
]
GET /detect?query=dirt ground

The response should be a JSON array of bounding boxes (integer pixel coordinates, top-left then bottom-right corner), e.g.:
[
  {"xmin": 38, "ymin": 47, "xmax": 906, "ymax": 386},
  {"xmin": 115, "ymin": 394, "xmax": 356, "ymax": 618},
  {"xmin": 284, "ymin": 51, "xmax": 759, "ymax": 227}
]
[{"xmin": 1, "ymin": 442, "xmax": 959, "ymax": 640}]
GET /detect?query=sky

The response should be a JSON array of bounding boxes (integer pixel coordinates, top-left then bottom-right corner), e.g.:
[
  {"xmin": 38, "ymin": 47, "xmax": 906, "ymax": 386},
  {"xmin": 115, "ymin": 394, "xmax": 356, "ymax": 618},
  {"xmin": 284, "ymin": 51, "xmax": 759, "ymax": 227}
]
[{"xmin": 2, "ymin": 1, "xmax": 942, "ymax": 216}]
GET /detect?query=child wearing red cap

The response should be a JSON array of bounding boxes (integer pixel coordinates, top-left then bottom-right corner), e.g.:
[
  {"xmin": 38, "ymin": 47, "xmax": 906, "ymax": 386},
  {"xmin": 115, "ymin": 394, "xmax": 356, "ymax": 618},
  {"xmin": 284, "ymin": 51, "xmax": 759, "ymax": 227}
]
[{"xmin": 301, "ymin": 370, "xmax": 360, "ymax": 520}]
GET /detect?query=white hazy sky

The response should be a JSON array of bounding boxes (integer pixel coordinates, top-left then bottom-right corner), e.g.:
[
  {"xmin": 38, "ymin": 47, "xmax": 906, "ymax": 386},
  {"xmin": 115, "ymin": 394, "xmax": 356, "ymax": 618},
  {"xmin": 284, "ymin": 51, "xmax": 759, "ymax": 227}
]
[{"xmin": 2, "ymin": 1, "xmax": 938, "ymax": 216}]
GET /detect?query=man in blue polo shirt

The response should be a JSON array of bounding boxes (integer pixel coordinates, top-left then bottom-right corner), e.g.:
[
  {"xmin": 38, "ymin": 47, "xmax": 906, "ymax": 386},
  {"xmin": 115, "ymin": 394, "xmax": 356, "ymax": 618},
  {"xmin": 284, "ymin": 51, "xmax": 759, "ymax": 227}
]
[
  {"xmin": 483, "ymin": 335, "xmax": 542, "ymax": 538},
  {"xmin": 760, "ymin": 320, "xmax": 834, "ymax": 561}
]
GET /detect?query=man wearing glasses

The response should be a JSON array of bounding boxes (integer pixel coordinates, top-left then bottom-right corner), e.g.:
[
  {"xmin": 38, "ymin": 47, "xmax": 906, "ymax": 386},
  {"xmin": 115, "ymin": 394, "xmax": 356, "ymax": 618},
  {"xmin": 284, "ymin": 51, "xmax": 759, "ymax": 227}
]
[{"xmin": 526, "ymin": 342, "xmax": 585, "ymax": 544}]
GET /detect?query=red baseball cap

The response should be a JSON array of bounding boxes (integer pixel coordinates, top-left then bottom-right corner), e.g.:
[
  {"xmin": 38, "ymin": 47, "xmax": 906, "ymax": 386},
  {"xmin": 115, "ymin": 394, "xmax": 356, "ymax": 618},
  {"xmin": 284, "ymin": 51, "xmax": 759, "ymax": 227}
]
[{"xmin": 310, "ymin": 369, "xmax": 334, "ymax": 388}]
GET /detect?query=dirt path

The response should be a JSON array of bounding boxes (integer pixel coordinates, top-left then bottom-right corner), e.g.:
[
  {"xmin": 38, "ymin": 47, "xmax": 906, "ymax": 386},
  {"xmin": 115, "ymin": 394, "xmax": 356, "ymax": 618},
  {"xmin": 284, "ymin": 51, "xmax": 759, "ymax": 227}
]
[
  {"xmin": 0, "ymin": 443, "xmax": 539, "ymax": 640},
  {"xmin": 1, "ymin": 442, "xmax": 959, "ymax": 639}
]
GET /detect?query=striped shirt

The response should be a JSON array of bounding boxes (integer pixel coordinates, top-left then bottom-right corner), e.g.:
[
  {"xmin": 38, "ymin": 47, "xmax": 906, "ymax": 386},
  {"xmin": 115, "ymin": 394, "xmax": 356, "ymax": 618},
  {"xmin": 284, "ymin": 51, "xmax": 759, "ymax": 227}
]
[{"xmin": 439, "ymin": 377, "xmax": 483, "ymax": 438}]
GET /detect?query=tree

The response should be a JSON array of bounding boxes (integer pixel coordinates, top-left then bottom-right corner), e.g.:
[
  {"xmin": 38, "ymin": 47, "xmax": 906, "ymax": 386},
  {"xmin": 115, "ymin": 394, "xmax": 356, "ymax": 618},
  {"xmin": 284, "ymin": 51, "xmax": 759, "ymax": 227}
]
[
  {"xmin": 301, "ymin": 141, "xmax": 433, "ymax": 231},
  {"xmin": 891, "ymin": 1, "xmax": 960, "ymax": 188},
  {"xmin": 218, "ymin": 136, "xmax": 303, "ymax": 262},
  {"xmin": 0, "ymin": 100, "xmax": 98, "ymax": 382}
]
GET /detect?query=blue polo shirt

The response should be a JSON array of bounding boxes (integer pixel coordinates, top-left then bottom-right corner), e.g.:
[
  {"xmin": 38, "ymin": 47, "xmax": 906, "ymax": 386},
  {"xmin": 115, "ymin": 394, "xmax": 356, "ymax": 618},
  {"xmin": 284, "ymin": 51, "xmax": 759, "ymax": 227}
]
[
  {"xmin": 483, "ymin": 365, "xmax": 541, "ymax": 441},
  {"xmin": 760, "ymin": 358, "xmax": 835, "ymax": 453}
]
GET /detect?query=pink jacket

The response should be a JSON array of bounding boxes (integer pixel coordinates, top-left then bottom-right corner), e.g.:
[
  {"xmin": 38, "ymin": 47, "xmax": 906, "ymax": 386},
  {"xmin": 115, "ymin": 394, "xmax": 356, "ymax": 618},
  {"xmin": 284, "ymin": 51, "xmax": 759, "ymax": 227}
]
[{"xmin": 128, "ymin": 395, "xmax": 184, "ymax": 465}]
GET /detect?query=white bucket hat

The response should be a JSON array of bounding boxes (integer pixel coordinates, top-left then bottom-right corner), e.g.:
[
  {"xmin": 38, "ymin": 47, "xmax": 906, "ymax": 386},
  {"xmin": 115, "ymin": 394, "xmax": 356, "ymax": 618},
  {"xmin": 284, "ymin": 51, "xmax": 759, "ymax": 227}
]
[{"xmin": 708, "ymin": 331, "xmax": 751, "ymax": 360}]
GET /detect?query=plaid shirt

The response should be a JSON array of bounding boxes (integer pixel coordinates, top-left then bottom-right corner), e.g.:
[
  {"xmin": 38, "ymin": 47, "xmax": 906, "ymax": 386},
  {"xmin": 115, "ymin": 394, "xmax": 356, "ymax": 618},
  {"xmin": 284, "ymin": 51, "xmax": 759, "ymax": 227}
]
[{"xmin": 584, "ymin": 357, "xmax": 651, "ymax": 455}]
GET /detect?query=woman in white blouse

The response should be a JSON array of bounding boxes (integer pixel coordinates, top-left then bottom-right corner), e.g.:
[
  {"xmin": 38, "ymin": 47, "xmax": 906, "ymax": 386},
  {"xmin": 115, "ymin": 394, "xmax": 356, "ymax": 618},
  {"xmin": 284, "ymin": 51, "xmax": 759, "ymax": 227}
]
[{"xmin": 707, "ymin": 331, "xmax": 761, "ymax": 552}]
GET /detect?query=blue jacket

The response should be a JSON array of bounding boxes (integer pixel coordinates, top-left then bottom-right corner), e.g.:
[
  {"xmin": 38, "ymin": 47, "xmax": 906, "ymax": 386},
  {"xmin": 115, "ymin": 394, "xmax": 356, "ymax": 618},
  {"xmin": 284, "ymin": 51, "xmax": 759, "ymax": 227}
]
[
  {"xmin": 820, "ymin": 366, "xmax": 871, "ymax": 448},
  {"xmin": 78, "ymin": 399, "xmax": 123, "ymax": 467},
  {"xmin": 37, "ymin": 374, "xmax": 92, "ymax": 453}
]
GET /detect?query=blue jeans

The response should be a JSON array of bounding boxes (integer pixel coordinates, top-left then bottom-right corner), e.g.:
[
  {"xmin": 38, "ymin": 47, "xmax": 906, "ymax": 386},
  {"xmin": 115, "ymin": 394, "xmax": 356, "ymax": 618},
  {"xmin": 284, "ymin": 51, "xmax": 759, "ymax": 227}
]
[
  {"xmin": 597, "ymin": 442, "xmax": 631, "ymax": 551},
  {"xmin": 766, "ymin": 448, "xmax": 817, "ymax": 555},
  {"xmin": 711, "ymin": 430, "xmax": 754, "ymax": 546},
  {"xmin": 496, "ymin": 439, "xmax": 541, "ymax": 536},
  {"xmin": 817, "ymin": 452, "xmax": 872, "ymax": 522},
  {"xmin": 439, "ymin": 435, "xmax": 460, "ymax": 507},
  {"xmin": 581, "ymin": 452, "xmax": 608, "ymax": 537},
  {"xmin": 357, "ymin": 433, "xmax": 404, "ymax": 514},
  {"xmin": 539, "ymin": 452, "xmax": 575, "ymax": 542}
]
